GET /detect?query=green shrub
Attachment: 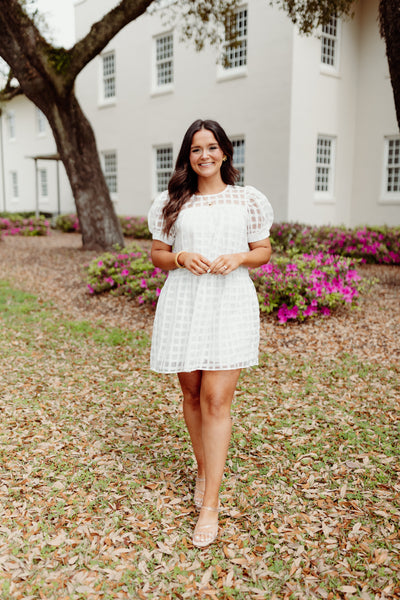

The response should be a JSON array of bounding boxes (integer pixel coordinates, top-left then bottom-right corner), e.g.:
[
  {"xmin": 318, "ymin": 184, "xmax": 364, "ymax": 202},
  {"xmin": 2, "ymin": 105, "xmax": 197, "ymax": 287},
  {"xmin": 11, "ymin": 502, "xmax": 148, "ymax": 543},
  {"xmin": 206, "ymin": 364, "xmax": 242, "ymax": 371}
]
[
  {"xmin": 251, "ymin": 252, "xmax": 371, "ymax": 323},
  {"xmin": 55, "ymin": 214, "xmax": 152, "ymax": 238},
  {"xmin": 270, "ymin": 223, "xmax": 400, "ymax": 264},
  {"xmin": 86, "ymin": 245, "xmax": 373, "ymax": 321},
  {"xmin": 0, "ymin": 215, "xmax": 50, "ymax": 236},
  {"xmin": 55, "ymin": 214, "xmax": 80, "ymax": 232},
  {"xmin": 119, "ymin": 216, "xmax": 151, "ymax": 239},
  {"xmin": 86, "ymin": 243, "xmax": 166, "ymax": 306}
]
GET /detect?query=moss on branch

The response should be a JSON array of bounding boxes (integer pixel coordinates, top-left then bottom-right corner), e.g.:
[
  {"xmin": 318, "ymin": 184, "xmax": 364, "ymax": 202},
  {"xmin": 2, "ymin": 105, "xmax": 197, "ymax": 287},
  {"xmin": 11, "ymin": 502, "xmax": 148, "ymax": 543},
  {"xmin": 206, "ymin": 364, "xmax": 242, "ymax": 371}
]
[{"xmin": 46, "ymin": 47, "xmax": 72, "ymax": 75}]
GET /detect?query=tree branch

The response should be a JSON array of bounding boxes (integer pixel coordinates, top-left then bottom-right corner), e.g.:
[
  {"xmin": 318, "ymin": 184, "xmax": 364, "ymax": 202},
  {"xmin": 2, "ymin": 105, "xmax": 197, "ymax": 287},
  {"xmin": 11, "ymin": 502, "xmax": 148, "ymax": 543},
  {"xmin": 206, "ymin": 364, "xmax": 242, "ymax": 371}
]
[
  {"xmin": 0, "ymin": 66, "xmax": 22, "ymax": 100},
  {"xmin": 270, "ymin": 0, "xmax": 355, "ymax": 34},
  {"xmin": 0, "ymin": 83, "xmax": 23, "ymax": 101},
  {"xmin": 0, "ymin": 0, "xmax": 58, "ymax": 95},
  {"xmin": 65, "ymin": 0, "xmax": 154, "ymax": 87}
]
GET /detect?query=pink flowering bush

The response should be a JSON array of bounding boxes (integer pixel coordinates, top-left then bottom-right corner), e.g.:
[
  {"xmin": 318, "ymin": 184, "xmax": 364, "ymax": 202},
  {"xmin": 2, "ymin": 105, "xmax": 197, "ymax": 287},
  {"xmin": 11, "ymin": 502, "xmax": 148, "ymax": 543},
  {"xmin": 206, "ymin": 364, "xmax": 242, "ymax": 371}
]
[
  {"xmin": 87, "ymin": 244, "xmax": 371, "ymax": 322},
  {"xmin": 251, "ymin": 252, "xmax": 369, "ymax": 323},
  {"xmin": 86, "ymin": 244, "xmax": 166, "ymax": 305},
  {"xmin": 55, "ymin": 214, "xmax": 81, "ymax": 233},
  {"xmin": 270, "ymin": 223, "xmax": 400, "ymax": 265},
  {"xmin": 119, "ymin": 216, "xmax": 151, "ymax": 239},
  {"xmin": 0, "ymin": 215, "xmax": 50, "ymax": 236},
  {"xmin": 56, "ymin": 214, "xmax": 151, "ymax": 238}
]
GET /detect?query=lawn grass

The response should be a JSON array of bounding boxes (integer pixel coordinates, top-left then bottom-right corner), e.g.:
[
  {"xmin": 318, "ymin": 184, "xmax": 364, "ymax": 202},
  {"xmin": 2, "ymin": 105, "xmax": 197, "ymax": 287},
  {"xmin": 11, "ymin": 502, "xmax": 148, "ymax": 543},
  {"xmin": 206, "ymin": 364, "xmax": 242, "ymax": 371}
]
[{"xmin": 0, "ymin": 279, "xmax": 399, "ymax": 599}]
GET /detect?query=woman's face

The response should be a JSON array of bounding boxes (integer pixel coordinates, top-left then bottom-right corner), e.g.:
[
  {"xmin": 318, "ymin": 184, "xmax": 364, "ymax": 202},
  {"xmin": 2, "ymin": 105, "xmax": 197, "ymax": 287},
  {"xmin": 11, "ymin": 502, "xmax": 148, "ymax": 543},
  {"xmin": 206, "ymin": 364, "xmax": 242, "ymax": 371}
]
[{"xmin": 189, "ymin": 129, "xmax": 225, "ymax": 181}]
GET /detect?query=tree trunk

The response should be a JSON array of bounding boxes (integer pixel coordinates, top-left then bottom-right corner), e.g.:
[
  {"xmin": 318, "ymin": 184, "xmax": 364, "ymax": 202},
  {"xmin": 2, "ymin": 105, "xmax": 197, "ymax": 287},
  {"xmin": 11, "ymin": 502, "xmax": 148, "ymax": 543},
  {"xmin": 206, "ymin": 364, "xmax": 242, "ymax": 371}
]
[
  {"xmin": 41, "ymin": 92, "xmax": 125, "ymax": 250},
  {"xmin": 380, "ymin": 0, "xmax": 400, "ymax": 130}
]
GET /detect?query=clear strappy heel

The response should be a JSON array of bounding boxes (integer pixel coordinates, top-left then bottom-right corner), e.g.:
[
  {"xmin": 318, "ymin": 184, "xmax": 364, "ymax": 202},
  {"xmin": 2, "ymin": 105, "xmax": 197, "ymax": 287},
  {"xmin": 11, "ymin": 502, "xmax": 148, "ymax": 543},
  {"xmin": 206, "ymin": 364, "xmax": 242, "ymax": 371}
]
[{"xmin": 192, "ymin": 505, "xmax": 220, "ymax": 548}]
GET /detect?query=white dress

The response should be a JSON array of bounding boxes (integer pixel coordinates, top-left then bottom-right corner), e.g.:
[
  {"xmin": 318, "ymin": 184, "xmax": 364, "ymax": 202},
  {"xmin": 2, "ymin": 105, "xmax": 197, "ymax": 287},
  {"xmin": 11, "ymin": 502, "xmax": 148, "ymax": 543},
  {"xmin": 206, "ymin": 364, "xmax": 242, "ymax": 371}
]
[{"xmin": 148, "ymin": 185, "xmax": 274, "ymax": 373}]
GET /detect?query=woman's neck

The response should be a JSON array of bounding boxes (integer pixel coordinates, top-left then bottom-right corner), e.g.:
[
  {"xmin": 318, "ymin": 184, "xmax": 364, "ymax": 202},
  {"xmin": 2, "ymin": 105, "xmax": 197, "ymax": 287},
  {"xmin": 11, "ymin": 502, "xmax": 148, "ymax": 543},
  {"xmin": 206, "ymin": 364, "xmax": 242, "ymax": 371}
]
[{"xmin": 196, "ymin": 176, "xmax": 227, "ymax": 196}]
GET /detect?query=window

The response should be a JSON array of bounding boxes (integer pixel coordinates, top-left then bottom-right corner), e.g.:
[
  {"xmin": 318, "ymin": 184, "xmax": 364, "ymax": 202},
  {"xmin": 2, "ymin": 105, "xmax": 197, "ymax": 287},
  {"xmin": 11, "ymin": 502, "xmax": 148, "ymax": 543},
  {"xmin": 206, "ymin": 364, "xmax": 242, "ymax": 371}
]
[
  {"xmin": 102, "ymin": 151, "xmax": 118, "ymax": 194},
  {"xmin": 155, "ymin": 33, "xmax": 174, "ymax": 89},
  {"xmin": 36, "ymin": 108, "xmax": 46, "ymax": 134},
  {"xmin": 39, "ymin": 169, "xmax": 48, "ymax": 198},
  {"xmin": 11, "ymin": 171, "xmax": 19, "ymax": 199},
  {"xmin": 224, "ymin": 8, "xmax": 248, "ymax": 71},
  {"xmin": 7, "ymin": 111, "xmax": 16, "ymax": 140},
  {"xmin": 232, "ymin": 138, "xmax": 245, "ymax": 185},
  {"xmin": 102, "ymin": 52, "xmax": 116, "ymax": 101},
  {"xmin": 155, "ymin": 146, "xmax": 173, "ymax": 192},
  {"xmin": 321, "ymin": 16, "xmax": 340, "ymax": 70},
  {"xmin": 383, "ymin": 137, "xmax": 400, "ymax": 196},
  {"xmin": 315, "ymin": 135, "xmax": 336, "ymax": 197}
]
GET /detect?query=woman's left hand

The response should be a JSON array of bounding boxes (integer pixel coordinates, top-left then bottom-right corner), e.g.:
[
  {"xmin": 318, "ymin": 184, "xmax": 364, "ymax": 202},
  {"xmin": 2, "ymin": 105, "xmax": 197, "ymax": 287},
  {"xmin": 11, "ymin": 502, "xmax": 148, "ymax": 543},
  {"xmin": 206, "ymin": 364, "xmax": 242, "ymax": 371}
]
[{"xmin": 207, "ymin": 253, "xmax": 243, "ymax": 275}]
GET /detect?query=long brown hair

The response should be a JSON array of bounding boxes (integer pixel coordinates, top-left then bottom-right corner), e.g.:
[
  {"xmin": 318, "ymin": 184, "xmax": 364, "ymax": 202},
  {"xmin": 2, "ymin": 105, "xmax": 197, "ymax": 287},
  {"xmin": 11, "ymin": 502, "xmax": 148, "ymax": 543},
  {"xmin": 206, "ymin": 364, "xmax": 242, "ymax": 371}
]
[{"xmin": 162, "ymin": 119, "xmax": 239, "ymax": 235}]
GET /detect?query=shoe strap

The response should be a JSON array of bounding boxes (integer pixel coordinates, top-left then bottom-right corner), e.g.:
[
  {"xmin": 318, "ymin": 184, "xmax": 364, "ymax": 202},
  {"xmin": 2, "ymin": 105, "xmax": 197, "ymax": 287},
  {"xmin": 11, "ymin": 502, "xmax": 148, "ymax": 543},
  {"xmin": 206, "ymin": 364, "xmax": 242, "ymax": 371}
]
[
  {"xmin": 200, "ymin": 505, "xmax": 220, "ymax": 513},
  {"xmin": 194, "ymin": 523, "xmax": 218, "ymax": 532}
]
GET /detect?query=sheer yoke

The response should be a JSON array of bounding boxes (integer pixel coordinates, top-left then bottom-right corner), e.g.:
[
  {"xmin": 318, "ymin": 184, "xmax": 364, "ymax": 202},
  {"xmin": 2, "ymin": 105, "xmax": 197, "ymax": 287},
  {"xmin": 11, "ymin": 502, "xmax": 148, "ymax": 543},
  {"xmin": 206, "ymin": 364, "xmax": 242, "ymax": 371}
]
[{"xmin": 148, "ymin": 185, "xmax": 274, "ymax": 373}]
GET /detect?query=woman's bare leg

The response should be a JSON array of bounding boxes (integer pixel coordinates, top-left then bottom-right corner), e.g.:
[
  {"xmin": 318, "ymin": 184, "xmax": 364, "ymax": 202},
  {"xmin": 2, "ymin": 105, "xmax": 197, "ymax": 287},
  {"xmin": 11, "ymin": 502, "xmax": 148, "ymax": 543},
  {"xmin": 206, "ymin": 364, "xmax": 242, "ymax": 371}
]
[
  {"xmin": 178, "ymin": 371, "xmax": 205, "ymax": 479},
  {"xmin": 193, "ymin": 369, "xmax": 241, "ymax": 545}
]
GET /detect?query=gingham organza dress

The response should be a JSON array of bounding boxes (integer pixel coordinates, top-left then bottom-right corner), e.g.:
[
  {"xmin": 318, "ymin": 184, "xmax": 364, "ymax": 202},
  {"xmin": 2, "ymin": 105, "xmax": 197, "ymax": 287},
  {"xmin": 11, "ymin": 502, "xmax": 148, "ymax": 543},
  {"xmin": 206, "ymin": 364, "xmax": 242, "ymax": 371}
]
[{"xmin": 148, "ymin": 185, "xmax": 274, "ymax": 373}]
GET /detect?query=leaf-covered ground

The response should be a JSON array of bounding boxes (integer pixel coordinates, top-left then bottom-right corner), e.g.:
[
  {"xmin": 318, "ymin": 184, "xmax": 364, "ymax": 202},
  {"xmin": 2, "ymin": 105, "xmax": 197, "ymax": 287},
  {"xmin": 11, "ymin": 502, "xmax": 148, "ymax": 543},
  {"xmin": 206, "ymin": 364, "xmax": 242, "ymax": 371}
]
[{"xmin": 0, "ymin": 234, "xmax": 399, "ymax": 600}]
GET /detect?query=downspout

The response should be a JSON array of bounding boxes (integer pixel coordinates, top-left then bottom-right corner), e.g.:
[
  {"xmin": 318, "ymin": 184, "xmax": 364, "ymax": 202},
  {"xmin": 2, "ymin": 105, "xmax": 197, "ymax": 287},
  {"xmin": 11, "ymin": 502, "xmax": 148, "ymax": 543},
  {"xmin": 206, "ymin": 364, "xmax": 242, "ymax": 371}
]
[{"xmin": 0, "ymin": 108, "xmax": 6, "ymax": 212}]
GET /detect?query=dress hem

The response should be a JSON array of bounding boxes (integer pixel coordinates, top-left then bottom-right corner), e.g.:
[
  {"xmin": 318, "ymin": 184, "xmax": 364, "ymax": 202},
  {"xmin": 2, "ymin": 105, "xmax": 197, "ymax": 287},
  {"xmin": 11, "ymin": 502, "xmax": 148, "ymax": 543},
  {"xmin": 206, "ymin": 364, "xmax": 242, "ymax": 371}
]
[{"xmin": 150, "ymin": 360, "xmax": 258, "ymax": 374}]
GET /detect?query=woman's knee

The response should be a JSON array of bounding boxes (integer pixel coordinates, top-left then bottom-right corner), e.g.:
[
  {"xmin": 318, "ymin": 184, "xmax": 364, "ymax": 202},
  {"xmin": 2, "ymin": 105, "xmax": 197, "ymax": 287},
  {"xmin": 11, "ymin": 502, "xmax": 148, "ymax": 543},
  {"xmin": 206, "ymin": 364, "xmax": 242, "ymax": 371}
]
[
  {"xmin": 201, "ymin": 391, "xmax": 232, "ymax": 418},
  {"xmin": 183, "ymin": 388, "xmax": 201, "ymax": 408},
  {"xmin": 179, "ymin": 371, "xmax": 202, "ymax": 406}
]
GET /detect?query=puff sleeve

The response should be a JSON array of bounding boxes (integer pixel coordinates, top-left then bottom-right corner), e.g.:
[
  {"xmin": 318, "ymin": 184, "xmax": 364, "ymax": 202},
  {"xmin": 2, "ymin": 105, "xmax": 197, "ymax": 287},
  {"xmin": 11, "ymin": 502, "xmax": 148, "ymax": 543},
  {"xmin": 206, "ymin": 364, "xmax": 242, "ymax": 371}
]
[
  {"xmin": 246, "ymin": 185, "xmax": 274, "ymax": 242},
  {"xmin": 147, "ymin": 191, "xmax": 176, "ymax": 246}
]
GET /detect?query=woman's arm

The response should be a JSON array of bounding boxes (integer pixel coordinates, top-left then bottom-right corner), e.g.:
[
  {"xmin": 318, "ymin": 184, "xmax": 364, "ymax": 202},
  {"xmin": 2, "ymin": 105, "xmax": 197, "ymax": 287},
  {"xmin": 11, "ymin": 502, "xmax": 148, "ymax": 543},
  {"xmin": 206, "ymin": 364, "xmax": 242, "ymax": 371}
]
[
  {"xmin": 151, "ymin": 240, "xmax": 211, "ymax": 275},
  {"xmin": 208, "ymin": 238, "xmax": 272, "ymax": 275},
  {"xmin": 242, "ymin": 238, "xmax": 272, "ymax": 268}
]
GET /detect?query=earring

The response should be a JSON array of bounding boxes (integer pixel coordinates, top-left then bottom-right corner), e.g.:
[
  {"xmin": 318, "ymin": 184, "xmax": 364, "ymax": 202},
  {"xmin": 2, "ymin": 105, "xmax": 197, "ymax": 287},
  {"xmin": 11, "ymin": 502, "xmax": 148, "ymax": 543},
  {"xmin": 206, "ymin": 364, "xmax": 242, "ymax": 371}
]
[{"xmin": 222, "ymin": 156, "xmax": 227, "ymax": 162}]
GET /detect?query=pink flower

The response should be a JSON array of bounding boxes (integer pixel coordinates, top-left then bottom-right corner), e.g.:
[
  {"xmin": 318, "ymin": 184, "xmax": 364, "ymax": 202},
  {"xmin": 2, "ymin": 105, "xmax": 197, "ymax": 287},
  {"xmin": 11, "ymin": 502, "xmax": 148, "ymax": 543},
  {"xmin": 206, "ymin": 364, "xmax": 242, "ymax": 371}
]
[
  {"xmin": 121, "ymin": 269, "xmax": 129, "ymax": 276},
  {"xmin": 277, "ymin": 305, "xmax": 289, "ymax": 324},
  {"xmin": 304, "ymin": 305, "xmax": 317, "ymax": 317},
  {"xmin": 140, "ymin": 278, "xmax": 148, "ymax": 289}
]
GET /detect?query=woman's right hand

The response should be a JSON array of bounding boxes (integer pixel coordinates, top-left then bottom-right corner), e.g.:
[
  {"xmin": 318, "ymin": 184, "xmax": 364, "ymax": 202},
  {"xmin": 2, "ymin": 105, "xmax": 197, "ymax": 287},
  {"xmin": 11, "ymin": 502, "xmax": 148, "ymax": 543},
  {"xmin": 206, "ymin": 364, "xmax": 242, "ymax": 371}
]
[{"xmin": 179, "ymin": 252, "xmax": 211, "ymax": 275}]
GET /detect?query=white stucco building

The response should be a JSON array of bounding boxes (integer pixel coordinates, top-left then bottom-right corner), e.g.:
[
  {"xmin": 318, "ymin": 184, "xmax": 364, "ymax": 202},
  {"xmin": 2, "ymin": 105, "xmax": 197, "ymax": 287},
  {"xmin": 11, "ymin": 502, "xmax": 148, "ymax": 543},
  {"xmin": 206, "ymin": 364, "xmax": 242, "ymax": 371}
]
[
  {"xmin": 0, "ymin": 0, "xmax": 399, "ymax": 226},
  {"xmin": 0, "ymin": 97, "xmax": 74, "ymax": 216}
]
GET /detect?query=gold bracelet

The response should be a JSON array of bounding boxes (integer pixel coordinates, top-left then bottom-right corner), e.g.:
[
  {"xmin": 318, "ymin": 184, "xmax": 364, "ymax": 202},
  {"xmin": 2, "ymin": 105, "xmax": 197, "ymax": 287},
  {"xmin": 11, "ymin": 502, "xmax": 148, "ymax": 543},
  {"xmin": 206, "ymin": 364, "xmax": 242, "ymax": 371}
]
[{"xmin": 174, "ymin": 251, "xmax": 185, "ymax": 269}]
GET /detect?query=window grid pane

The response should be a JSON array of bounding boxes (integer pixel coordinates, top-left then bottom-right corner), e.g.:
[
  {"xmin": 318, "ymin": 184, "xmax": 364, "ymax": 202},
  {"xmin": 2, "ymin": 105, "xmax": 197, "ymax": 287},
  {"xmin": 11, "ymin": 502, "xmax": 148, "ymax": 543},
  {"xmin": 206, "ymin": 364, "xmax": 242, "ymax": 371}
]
[
  {"xmin": 103, "ymin": 53, "xmax": 116, "ymax": 99},
  {"xmin": 321, "ymin": 17, "xmax": 338, "ymax": 67},
  {"xmin": 315, "ymin": 137, "xmax": 332, "ymax": 192},
  {"xmin": 11, "ymin": 172, "xmax": 18, "ymax": 198},
  {"xmin": 387, "ymin": 139, "xmax": 400, "ymax": 192},
  {"xmin": 232, "ymin": 139, "xmax": 245, "ymax": 186},
  {"xmin": 225, "ymin": 9, "xmax": 248, "ymax": 69},
  {"xmin": 103, "ymin": 151, "xmax": 118, "ymax": 194},
  {"xmin": 156, "ymin": 34, "xmax": 173, "ymax": 86},
  {"xmin": 40, "ymin": 170, "xmax": 48, "ymax": 197},
  {"xmin": 156, "ymin": 147, "xmax": 173, "ymax": 193},
  {"xmin": 37, "ymin": 109, "xmax": 46, "ymax": 134}
]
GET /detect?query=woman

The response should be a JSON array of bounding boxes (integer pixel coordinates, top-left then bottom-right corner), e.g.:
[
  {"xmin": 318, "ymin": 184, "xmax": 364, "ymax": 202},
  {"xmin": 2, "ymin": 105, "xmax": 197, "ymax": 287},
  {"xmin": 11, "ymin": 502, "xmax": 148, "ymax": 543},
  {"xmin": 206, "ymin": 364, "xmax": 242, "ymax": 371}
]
[{"xmin": 148, "ymin": 119, "xmax": 273, "ymax": 548}]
